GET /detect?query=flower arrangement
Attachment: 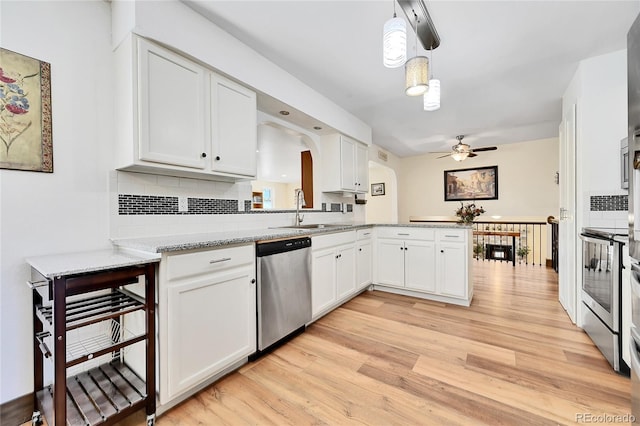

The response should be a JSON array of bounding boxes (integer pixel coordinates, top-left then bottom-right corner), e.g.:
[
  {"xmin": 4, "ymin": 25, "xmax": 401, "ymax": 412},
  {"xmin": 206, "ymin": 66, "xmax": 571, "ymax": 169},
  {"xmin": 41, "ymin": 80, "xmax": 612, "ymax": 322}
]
[{"xmin": 455, "ymin": 201, "xmax": 485, "ymax": 224}]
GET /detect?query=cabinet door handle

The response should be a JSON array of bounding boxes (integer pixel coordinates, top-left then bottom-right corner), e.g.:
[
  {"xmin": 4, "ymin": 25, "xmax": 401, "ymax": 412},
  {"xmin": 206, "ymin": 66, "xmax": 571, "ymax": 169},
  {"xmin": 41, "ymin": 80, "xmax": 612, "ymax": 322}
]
[
  {"xmin": 201, "ymin": 152, "xmax": 207, "ymax": 158},
  {"xmin": 209, "ymin": 257, "xmax": 232, "ymax": 264},
  {"xmin": 359, "ymin": 248, "xmax": 362, "ymax": 252},
  {"xmin": 444, "ymin": 235, "xmax": 459, "ymax": 238},
  {"xmin": 404, "ymin": 247, "xmax": 408, "ymax": 251},
  {"xmin": 440, "ymin": 250, "xmax": 444, "ymax": 253},
  {"xmin": 250, "ymin": 279, "xmax": 256, "ymax": 284},
  {"xmin": 397, "ymin": 233, "xmax": 410, "ymax": 236},
  {"xmin": 215, "ymin": 156, "xmax": 221, "ymax": 161}
]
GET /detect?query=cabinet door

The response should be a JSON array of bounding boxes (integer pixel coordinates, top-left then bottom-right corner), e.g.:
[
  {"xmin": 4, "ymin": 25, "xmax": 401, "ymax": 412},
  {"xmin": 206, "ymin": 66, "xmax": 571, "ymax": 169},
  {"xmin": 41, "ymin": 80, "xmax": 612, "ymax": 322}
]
[
  {"xmin": 137, "ymin": 38, "xmax": 207, "ymax": 169},
  {"xmin": 166, "ymin": 268, "xmax": 256, "ymax": 399},
  {"xmin": 356, "ymin": 239, "xmax": 372, "ymax": 290},
  {"xmin": 210, "ymin": 73, "xmax": 257, "ymax": 177},
  {"xmin": 438, "ymin": 242, "xmax": 467, "ymax": 298},
  {"xmin": 355, "ymin": 142, "xmax": 369, "ymax": 193},
  {"xmin": 376, "ymin": 239, "xmax": 405, "ymax": 287},
  {"xmin": 340, "ymin": 136, "xmax": 356, "ymax": 191},
  {"xmin": 405, "ymin": 240, "xmax": 436, "ymax": 292},
  {"xmin": 312, "ymin": 248, "xmax": 337, "ymax": 317},
  {"xmin": 336, "ymin": 244, "xmax": 356, "ymax": 300}
]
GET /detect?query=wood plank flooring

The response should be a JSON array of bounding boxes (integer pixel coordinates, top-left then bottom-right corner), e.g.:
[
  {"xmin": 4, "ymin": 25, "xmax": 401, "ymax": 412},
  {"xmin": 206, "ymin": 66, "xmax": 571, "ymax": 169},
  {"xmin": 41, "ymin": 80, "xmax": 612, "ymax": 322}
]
[{"xmin": 123, "ymin": 261, "xmax": 631, "ymax": 425}]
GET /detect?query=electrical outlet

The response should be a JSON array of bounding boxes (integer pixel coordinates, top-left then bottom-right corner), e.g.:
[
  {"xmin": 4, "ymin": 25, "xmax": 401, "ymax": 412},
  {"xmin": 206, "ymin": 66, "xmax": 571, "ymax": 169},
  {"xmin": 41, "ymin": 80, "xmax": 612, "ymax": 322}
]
[{"xmin": 178, "ymin": 196, "xmax": 188, "ymax": 212}]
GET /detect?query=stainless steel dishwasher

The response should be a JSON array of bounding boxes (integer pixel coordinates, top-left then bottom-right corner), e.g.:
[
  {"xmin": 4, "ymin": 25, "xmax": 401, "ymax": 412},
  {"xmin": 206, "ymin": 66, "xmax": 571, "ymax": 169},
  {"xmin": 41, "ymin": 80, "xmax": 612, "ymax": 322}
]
[{"xmin": 256, "ymin": 236, "xmax": 312, "ymax": 353}]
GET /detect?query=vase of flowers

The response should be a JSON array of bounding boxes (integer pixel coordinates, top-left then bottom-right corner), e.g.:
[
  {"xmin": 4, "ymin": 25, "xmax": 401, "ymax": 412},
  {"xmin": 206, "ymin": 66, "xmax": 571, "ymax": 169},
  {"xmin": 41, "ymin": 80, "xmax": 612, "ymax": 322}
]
[{"xmin": 455, "ymin": 201, "xmax": 485, "ymax": 224}]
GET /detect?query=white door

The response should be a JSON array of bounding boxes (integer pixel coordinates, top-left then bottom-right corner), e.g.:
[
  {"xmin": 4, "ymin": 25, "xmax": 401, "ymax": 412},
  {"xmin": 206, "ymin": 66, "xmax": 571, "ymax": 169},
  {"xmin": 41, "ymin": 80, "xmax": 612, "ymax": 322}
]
[
  {"xmin": 312, "ymin": 248, "xmax": 337, "ymax": 317},
  {"xmin": 355, "ymin": 143, "xmax": 369, "ymax": 193},
  {"xmin": 336, "ymin": 244, "xmax": 356, "ymax": 300},
  {"xmin": 138, "ymin": 38, "xmax": 207, "ymax": 169},
  {"xmin": 210, "ymin": 73, "xmax": 257, "ymax": 177},
  {"xmin": 376, "ymin": 239, "xmax": 405, "ymax": 286},
  {"xmin": 559, "ymin": 103, "xmax": 577, "ymax": 323},
  {"xmin": 166, "ymin": 269, "xmax": 255, "ymax": 399},
  {"xmin": 356, "ymin": 239, "xmax": 372, "ymax": 290},
  {"xmin": 340, "ymin": 136, "xmax": 356, "ymax": 191},
  {"xmin": 404, "ymin": 240, "xmax": 436, "ymax": 292},
  {"xmin": 437, "ymin": 242, "xmax": 467, "ymax": 299}
]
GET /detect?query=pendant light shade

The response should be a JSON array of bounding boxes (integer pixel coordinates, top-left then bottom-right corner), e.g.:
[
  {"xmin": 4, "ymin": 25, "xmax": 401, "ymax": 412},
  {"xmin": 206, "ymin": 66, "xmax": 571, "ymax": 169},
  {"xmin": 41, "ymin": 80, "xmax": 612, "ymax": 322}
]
[
  {"xmin": 383, "ymin": 16, "xmax": 407, "ymax": 68},
  {"xmin": 423, "ymin": 78, "xmax": 440, "ymax": 111},
  {"xmin": 405, "ymin": 56, "xmax": 429, "ymax": 96}
]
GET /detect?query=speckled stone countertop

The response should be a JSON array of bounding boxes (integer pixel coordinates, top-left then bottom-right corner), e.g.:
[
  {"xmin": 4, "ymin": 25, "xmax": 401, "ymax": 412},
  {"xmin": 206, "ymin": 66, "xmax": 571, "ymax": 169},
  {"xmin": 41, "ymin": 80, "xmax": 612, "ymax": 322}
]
[
  {"xmin": 26, "ymin": 249, "xmax": 161, "ymax": 278},
  {"xmin": 112, "ymin": 223, "xmax": 471, "ymax": 253}
]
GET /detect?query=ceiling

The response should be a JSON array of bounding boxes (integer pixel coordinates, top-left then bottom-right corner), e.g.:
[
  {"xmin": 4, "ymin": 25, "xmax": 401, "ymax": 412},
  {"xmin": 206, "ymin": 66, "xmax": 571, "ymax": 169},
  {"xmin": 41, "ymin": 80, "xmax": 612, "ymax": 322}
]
[{"xmin": 184, "ymin": 0, "xmax": 640, "ymax": 158}]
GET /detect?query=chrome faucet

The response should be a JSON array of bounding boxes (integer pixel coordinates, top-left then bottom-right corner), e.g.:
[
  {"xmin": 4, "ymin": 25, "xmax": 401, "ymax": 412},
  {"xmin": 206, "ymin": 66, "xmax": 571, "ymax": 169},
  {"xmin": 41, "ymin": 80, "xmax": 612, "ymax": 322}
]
[{"xmin": 295, "ymin": 188, "xmax": 306, "ymax": 226}]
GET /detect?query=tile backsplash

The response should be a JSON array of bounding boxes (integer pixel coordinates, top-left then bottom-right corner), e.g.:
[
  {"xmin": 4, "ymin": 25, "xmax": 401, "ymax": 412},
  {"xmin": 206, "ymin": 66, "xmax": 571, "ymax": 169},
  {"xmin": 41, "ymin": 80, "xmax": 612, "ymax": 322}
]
[
  {"xmin": 584, "ymin": 192, "xmax": 628, "ymax": 229},
  {"xmin": 111, "ymin": 171, "xmax": 361, "ymax": 238},
  {"xmin": 590, "ymin": 195, "xmax": 628, "ymax": 211}
]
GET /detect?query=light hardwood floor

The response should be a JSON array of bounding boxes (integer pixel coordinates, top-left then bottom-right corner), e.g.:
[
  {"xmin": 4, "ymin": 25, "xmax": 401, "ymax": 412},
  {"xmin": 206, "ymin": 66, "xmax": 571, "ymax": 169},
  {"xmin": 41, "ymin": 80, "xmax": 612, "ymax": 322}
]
[{"xmin": 122, "ymin": 260, "xmax": 631, "ymax": 425}]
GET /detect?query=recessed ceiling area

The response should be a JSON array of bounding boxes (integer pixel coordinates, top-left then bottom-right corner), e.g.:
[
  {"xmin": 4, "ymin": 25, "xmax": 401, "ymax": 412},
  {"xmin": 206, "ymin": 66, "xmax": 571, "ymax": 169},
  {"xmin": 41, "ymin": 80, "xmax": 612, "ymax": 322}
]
[{"xmin": 184, "ymin": 0, "xmax": 640, "ymax": 157}]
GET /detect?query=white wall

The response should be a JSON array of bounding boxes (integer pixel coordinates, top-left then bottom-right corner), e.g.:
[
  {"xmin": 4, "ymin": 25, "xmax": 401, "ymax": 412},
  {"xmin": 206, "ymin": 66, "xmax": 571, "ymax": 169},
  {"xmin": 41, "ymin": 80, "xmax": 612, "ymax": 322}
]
[
  {"xmin": 579, "ymin": 49, "xmax": 628, "ymax": 229},
  {"xmin": 366, "ymin": 163, "xmax": 397, "ymax": 223},
  {"xmin": 0, "ymin": 1, "xmax": 113, "ymax": 403},
  {"xmin": 397, "ymin": 138, "xmax": 560, "ymax": 223}
]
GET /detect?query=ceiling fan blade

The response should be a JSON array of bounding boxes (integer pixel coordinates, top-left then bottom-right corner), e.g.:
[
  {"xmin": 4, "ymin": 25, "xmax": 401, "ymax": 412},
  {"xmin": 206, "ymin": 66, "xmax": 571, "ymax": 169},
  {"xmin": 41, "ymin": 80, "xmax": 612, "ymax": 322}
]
[
  {"xmin": 436, "ymin": 154, "xmax": 452, "ymax": 159},
  {"xmin": 467, "ymin": 153, "xmax": 478, "ymax": 158},
  {"xmin": 470, "ymin": 146, "xmax": 497, "ymax": 152}
]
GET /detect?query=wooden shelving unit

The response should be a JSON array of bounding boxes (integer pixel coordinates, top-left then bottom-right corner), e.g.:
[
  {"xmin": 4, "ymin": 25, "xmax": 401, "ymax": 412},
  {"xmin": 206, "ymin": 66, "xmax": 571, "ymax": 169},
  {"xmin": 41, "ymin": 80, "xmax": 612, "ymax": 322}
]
[{"xmin": 30, "ymin": 263, "xmax": 157, "ymax": 426}]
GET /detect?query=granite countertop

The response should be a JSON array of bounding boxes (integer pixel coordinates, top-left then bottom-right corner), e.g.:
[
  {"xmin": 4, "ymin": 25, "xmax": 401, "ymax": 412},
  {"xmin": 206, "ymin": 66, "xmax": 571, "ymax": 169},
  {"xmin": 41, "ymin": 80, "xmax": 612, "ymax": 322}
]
[
  {"xmin": 26, "ymin": 249, "xmax": 161, "ymax": 279},
  {"xmin": 112, "ymin": 223, "xmax": 471, "ymax": 253}
]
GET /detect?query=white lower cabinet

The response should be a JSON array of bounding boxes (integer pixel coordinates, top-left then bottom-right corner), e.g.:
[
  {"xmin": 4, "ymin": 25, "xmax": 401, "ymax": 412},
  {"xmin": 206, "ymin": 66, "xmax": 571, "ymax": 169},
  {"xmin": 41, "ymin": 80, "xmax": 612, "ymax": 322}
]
[
  {"xmin": 311, "ymin": 231, "xmax": 357, "ymax": 319},
  {"xmin": 374, "ymin": 227, "xmax": 472, "ymax": 305},
  {"xmin": 356, "ymin": 229, "xmax": 373, "ymax": 290},
  {"xmin": 158, "ymin": 244, "xmax": 256, "ymax": 406}
]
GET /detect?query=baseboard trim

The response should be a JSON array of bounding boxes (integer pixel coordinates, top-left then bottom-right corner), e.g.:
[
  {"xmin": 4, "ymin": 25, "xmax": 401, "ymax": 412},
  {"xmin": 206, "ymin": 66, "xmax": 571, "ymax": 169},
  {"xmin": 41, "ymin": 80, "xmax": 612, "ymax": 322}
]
[{"xmin": 0, "ymin": 392, "xmax": 33, "ymax": 426}]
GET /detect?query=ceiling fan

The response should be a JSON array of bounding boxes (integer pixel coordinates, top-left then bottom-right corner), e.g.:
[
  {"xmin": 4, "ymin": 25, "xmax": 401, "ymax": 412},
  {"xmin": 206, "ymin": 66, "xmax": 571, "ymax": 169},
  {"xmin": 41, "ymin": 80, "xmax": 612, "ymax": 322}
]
[{"xmin": 434, "ymin": 135, "xmax": 497, "ymax": 161}]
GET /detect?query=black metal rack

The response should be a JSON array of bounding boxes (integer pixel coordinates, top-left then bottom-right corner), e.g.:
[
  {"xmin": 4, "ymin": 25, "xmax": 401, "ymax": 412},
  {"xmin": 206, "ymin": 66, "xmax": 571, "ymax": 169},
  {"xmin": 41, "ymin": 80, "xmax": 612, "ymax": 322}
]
[{"xmin": 30, "ymin": 263, "xmax": 156, "ymax": 426}]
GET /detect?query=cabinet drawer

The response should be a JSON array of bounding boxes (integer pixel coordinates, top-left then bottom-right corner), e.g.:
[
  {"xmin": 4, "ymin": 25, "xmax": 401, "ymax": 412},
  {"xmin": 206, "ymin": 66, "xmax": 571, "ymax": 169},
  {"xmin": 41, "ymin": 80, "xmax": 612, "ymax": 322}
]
[
  {"xmin": 376, "ymin": 227, "xmax": 435, "ymax": 241},
  {"xmin": 438, "ymin": 229, "xmax": 467, "ymax": 242},
  {"xmin": 166, "ymin": 244, "xmax": 254, "ymax": 281},
  {"xmin": 313, "ymin": 231, "xmax": 356, "ymax": 251},
  {"xmin": 357, "ymin": 228, "xmax": 374, "ymax": 240}
]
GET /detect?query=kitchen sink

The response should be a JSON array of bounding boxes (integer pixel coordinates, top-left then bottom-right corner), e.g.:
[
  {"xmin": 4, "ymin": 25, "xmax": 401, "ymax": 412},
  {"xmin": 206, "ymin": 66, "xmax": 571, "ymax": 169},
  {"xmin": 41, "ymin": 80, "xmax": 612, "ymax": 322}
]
[{"xmin": 275, "ymin": 224, "xmax": 351, "ymax": 229}]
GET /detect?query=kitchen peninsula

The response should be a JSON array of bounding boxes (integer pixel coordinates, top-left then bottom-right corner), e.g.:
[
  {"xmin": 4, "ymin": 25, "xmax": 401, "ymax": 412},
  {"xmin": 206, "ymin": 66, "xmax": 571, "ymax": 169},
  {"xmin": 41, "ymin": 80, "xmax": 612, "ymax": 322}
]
[{"xmin": 111, "ymin": 222, "xmax": 472, "ymax": 413}]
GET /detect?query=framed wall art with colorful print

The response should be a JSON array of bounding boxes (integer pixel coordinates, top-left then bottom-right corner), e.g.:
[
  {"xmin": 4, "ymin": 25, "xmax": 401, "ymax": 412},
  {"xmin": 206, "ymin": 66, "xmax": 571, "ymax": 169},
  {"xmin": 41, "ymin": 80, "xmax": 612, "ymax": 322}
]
[{"xmin": 0, "ymin": 48, "xmax": 52, "ymax": 172}]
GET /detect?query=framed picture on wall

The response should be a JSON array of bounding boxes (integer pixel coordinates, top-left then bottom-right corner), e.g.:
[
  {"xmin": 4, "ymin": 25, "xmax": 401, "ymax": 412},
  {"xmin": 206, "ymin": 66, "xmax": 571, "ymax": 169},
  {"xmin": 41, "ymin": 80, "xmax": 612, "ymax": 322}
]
[
  {"xmin": 444, "ymin": 166, "xmax": 498, "ymax": 201},
  {"xmin": 0, "ymin": 48, "xmax": 53, "ymax": 172},
  {"xmin": 371, "ymin": 182, "xmax": 385, "ymax": 196}
]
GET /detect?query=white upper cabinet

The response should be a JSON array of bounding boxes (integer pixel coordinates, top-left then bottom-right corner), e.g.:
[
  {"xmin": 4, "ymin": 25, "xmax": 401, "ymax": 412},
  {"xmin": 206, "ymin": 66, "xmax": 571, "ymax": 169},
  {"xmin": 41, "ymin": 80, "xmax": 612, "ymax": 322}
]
[
  {"xmin": 355, "ymin": 142, "xmax": 369, "ymax": 192},
  {"xmin": 322, "ymin": 134, "xmax": 369, "ymax": 193},
  {"xmin": 138, "ymin": 38, "xmax": 207, "ymax": 169},
  {"xmin": 115, "ymin": 35, "xmax": 257, "ymax": 181},
  {"xmin": 210, "ymin": 73, "xmax": 257, "ymax": 177}
]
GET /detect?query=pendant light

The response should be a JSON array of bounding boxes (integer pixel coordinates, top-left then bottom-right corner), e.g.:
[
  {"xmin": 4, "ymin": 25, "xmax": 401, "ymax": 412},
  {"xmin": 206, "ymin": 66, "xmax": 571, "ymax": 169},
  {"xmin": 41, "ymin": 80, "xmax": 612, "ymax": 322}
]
[
  {"xmin": 423, "ymin": 46, "xmax": 440, "ymax": 111},
  {"xmin": 383, "ymin": 1, "xmax": 406, "ymax": 68},
  {"xmin": 405, "ymin": 14, "xmax": 429, "ymax": 96}
]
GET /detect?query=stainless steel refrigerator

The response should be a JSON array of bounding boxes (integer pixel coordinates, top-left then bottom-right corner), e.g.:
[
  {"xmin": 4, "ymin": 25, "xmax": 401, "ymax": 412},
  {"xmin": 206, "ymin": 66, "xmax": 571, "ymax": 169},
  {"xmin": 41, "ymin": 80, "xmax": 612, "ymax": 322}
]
[{"xmin": 627, "ymin": 10, "xmax": 640, "ymax": 423}]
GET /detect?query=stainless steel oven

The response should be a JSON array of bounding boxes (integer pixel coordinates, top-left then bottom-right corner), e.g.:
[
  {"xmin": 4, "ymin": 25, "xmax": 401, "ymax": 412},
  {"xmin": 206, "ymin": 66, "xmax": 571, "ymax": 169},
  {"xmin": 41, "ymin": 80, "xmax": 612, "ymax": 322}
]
[{"xmin": 580, "ymin": 228, "xmax": 626, "ymax": 372}]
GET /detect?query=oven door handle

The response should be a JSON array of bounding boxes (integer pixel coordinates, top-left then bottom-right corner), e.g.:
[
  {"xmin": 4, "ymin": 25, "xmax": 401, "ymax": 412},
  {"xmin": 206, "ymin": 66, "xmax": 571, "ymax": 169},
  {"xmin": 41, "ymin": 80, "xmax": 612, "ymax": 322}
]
[{"xmin": 579, "ymin": 234, "xmax": 613, "ymax": 245}]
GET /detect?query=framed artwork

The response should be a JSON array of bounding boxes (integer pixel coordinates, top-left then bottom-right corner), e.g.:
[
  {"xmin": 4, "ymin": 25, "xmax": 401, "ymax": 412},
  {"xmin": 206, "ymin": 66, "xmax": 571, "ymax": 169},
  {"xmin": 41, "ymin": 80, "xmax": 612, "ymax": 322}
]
[
  {"xmin": 371, "ymin": 182, "xmax": 385, "ymax": 196},
  {"xmin": 444, "ymin": 165, "xmax": 498, "ymax": 201},
  {"xmin": 0, "ymin": 48, "xmax": 53, "ymax": 172}
]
